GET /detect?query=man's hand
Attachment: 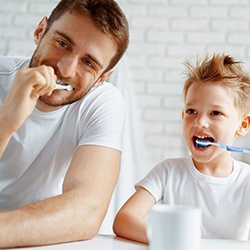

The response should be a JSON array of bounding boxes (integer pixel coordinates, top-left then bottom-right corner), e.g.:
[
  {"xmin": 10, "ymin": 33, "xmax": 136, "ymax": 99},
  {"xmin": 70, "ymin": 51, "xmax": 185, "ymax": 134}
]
[
  {"xmin": 0, "ymin": 65, "xmax": 56, "ymax": 157},
  {"xmin": 1, "ymin": 65, "xmax": 56, "ymax": 132}
]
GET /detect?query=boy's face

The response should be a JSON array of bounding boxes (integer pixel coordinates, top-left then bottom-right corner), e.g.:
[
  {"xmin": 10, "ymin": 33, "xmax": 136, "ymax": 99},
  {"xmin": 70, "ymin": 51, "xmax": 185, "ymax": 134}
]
[{"xmin": 182, "ymin": 81, "xmax": 249, "ymax": 164}]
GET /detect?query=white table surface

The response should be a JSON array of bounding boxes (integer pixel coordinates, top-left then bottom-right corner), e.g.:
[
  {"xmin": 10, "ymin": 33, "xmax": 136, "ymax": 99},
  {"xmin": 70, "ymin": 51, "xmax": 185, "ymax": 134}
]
[{"xmin": 7, "ymin": 234, "xmax": 250, "ymax": 250}]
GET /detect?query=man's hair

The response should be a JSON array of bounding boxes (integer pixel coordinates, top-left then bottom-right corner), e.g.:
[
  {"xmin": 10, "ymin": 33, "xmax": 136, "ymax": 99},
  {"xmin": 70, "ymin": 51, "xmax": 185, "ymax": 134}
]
[
  {"xmin": 46, "ymin": 0, "xmax": 129, "ymax": 72},
  {"xmin": 183, "ymin": 53, "xmax": 250, "ymax": 114}
]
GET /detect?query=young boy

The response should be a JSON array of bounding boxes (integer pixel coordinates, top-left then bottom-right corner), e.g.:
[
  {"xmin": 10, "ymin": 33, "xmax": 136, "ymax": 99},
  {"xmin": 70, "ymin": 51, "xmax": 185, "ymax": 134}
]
[{"xmin": 113, "ymin": 54, "xmax": 250, "ymax": 244}]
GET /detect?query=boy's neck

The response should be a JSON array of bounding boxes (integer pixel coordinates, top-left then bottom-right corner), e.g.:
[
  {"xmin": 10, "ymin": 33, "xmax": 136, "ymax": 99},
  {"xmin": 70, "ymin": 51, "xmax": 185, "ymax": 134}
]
[{"xmin": 193, "ymin": 157, "xmax": 234, "ymax": 177}]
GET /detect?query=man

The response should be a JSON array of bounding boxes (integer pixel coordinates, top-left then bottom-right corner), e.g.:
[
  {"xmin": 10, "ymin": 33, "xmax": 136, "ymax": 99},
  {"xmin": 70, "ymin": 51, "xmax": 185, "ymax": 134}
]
[{"xmin": 0, "ymin": 0, "xmax": 129, "ymax": 247}]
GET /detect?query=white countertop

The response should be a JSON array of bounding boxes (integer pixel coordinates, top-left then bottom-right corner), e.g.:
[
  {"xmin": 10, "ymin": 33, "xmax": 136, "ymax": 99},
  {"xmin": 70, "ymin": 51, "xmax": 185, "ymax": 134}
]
[{"xmin": 7, "ymin": 234, "xmax": 250, "ymax": 250}]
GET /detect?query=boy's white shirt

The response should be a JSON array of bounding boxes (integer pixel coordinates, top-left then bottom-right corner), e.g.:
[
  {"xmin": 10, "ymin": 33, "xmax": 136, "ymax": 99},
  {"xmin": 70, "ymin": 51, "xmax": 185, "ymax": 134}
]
[{"xmin": 136, "ymin": 155, "xmax": 250, "ymax": 240}]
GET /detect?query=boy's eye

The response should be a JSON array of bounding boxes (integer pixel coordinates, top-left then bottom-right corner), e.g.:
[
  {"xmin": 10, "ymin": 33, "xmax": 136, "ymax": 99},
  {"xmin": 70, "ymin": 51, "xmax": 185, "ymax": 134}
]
[
  {"xmin": 211, "ymin": 111, "xmax": 221, "ymax": 116},
  {"xmin": 186, "ymin": 109, "xmax": 197, "ymax": 114}
]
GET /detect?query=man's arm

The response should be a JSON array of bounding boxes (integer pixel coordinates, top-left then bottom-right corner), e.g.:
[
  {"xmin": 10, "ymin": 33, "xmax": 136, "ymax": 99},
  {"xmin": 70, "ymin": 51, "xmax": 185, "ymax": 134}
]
[{"xmin": 0, "ymin": 145, "xmax": 121, "ymax": 248}]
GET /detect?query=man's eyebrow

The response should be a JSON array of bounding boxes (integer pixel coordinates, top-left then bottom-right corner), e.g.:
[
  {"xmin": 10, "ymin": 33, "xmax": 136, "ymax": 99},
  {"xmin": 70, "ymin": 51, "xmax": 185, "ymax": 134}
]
[
  {"xmin": 54, "ymin": 30, "xmax": 103, "ymax": 70},
  {"xmin": 55, "ymin": 30, "xmax": 75, "ymax": 46},
  {"xmin": 85, "ymin": 53, "xmax": 103, "ymax": 70}
]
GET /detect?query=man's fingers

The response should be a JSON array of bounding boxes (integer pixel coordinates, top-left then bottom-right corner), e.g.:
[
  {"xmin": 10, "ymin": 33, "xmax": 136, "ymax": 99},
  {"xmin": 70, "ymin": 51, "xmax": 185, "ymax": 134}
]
[{"xmin": 29, "ymin": 65, "xmax": 57, "ymax": 96}]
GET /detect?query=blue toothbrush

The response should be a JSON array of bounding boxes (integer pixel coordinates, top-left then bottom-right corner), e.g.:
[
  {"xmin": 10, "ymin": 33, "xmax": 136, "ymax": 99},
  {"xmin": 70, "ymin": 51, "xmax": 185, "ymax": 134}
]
[{"xmin": 196, "ymin": 139, "xmax": 250, "ymax": 153}]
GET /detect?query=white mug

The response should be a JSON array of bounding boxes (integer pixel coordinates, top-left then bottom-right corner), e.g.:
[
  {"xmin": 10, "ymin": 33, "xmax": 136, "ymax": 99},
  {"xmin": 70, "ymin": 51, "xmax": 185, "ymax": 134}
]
[{"xmin": 147, "ymin": 204, "xmax": 201, "ymax": 250}]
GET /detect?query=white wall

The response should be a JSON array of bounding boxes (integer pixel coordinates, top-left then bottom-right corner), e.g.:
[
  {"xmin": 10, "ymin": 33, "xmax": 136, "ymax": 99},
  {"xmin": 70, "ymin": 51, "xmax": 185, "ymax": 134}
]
[{"xmin": 1, "ymin": 0, "xmax": 250, "ymax": 171}]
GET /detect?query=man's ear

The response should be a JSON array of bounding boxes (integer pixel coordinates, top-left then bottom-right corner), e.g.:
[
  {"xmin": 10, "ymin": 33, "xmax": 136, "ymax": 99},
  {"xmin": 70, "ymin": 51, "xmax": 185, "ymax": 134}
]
[
  {"xmin": 95, "ymin": 68, "xmax": 115, "ymax": 87},
  {"xmin": 34, "ymin": 17, "xmax": 48, "ymax": 45},
  {"xmin": 236, "ymin": 114, "xmax": 250, "ymax": 137}
]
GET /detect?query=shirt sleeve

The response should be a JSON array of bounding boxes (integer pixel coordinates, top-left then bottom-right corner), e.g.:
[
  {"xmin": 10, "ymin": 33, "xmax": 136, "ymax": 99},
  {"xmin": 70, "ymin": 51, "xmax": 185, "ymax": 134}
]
[
  {"xmin": 77, "ymin": 82, "xmax": 126, "ymax": 152},
  {"xmin": 135, "ymin": 161, "xmax": 169, "ymax": 203}
]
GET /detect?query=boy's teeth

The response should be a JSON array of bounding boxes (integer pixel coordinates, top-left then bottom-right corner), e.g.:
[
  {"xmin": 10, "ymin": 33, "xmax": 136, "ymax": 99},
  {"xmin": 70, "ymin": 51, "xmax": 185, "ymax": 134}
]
[
  {"xmin": 194, "ymin": 136, "xmax": 213, "ymax": 149},
  {"xmin": 197, "ymin": 136, "xmax": 207, "ymax": 139}
]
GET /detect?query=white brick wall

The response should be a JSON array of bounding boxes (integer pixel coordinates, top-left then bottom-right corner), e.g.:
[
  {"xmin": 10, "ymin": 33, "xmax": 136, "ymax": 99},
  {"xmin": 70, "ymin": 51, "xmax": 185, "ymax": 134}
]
[{"xmin": 1, "ymin": 0, "xmax": 250, "ymax": 171}]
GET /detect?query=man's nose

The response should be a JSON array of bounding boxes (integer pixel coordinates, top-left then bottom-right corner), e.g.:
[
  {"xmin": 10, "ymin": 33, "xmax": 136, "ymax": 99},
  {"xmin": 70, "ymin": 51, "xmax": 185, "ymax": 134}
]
[{"xmin": 57, "ymin": 57, "xmax": 77, "ymax": 78}]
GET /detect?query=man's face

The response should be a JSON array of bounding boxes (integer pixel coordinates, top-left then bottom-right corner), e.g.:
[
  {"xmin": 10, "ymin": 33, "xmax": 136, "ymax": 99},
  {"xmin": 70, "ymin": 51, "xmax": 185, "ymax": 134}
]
[{"xmin": 30, "ymin": 11, "xmax": 117, "ymax": 110}]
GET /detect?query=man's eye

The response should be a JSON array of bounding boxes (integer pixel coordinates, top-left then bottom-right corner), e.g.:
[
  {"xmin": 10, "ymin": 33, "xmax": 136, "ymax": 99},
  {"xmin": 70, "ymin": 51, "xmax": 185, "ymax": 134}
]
[
  {"xmin": 58, "ymin": 40, "xmax": 68, "ymax": 48},
  {"xmin": 186, "ymin": 109, "xmax": 196, "ymax": 114},
  {"xmin": 211, "ymin": 111, "xmax": 222, "ymax": 116},
  {"xmin": 83, "ymin": 59, "xmax": 93, "ymax": 68}
]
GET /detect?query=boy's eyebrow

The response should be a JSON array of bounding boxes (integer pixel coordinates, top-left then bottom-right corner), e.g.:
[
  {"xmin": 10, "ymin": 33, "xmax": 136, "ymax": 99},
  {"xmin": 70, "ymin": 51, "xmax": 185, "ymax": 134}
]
[{"xmin": 54, "ymin": 30, "xmax": 103, "ymax": 70}]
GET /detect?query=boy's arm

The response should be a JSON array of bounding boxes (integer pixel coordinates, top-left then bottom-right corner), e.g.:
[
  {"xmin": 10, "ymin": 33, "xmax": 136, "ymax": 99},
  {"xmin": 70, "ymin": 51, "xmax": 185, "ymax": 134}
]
[{"xmin": 113, "ymin": 187, "xmax": 156, "ymax": 244}]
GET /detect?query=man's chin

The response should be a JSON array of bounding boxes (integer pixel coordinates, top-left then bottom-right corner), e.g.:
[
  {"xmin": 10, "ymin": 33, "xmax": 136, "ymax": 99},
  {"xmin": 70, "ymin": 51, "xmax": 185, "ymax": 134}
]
[
  {"xmin": 38, "ymin": 94, "xmax": 80, "ymax": 108},
  {"xmin": 38, "ymin": 94, "xmax": 70, "ymax": 109},
  {"xmin": 36, "ymin": 97, "xmax": 62, "ymax": 111}
]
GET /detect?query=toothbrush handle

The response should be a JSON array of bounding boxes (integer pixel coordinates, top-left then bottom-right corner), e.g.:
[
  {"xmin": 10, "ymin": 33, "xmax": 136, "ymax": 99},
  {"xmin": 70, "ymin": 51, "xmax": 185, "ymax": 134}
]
[
  {"xmin": 55, "ymin": 84, "xmax": 67, "ymax": 90},
  {"xmin": 225, "ymin": 145, "xmax": 250, "ymax": 153}
]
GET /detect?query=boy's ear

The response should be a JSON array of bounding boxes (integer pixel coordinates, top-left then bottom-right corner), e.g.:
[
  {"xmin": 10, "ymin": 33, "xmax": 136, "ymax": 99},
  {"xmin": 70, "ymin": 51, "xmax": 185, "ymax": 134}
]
[
  {"xmin": 182, "ymin": 110, "xmax": 184, "ymax": 120},
  {"xmin": 34, "ymin": 17, "xmax": 48, "ymax": 45},
  {"xmin": 236, "ymin": 114, "xmax": 250, "ymax": 136}
]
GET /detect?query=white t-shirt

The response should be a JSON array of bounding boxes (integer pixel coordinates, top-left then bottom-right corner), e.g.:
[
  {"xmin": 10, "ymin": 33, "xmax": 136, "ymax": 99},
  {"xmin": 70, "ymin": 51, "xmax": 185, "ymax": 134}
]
[
  {"xmin": 0, "ymin": 56, "xmax": 126, "ymax": 210},
  {"xmin": 136, "ymin": 155, "xmax": 250, "ymax": 240}
]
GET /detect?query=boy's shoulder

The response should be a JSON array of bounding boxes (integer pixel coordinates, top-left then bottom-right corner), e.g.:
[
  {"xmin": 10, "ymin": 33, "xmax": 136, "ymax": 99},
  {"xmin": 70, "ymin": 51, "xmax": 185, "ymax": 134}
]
[
  {"xmin": 154, "ymin": 156, "xmax": 190, "ymax": 172},
  {"xmin": 234, "ymin": 158, "xmax": 250, "ymax": 168},
  {"xmin": 159, "ymin": 155, "xmax": 190, "ymax": 166},
  {"xmin": 233, "ymin": 158, "xmax": 250, "ymax": 179}
]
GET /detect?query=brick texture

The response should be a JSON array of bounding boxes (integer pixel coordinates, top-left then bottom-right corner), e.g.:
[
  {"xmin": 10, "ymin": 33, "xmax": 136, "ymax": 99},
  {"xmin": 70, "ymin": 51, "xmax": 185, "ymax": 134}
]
[{"xmin": 1, "ymin": 0, "xmax": 250, "ymax": 171}]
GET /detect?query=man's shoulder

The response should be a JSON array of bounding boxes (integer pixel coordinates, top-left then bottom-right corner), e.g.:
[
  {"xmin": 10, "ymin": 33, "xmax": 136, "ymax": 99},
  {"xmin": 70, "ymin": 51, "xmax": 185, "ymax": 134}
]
[
  {"xmin": 84, "ymin": 81, "xmax": 125, "ymax": 106},
  {"xmin": 0, "ymin": 55, "xmax": 30, "ymax": 74}
]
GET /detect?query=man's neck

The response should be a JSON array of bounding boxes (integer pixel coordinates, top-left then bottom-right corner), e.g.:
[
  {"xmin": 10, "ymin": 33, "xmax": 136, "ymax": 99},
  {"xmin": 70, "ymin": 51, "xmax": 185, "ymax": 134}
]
[{"xmin": 36, "ymin": 99, "xmax": 64, "ymax": 112}]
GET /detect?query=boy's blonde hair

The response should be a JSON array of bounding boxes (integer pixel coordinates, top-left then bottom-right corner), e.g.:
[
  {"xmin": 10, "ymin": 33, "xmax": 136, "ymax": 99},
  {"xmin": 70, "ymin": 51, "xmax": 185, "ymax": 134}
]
[{"xmin": 183, "ymin": 54, "xmax": 250, "ymax": 114}]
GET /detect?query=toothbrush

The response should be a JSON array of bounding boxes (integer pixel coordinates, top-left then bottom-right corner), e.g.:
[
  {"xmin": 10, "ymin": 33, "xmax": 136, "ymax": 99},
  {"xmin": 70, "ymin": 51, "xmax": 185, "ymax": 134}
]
[
  {"xmin": 55, "ymin": 84, "xmax": 74, "ymax": 91},
  {"xmin": 196, "ymin": 139, "xmax": 250, "ymax": 153}
]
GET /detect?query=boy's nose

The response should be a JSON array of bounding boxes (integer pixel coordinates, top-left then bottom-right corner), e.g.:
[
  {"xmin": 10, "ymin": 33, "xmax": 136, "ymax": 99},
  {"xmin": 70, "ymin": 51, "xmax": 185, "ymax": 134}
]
[{"xmin": 194, "ymin": 115, "xmax": 209, "ymax": 128}]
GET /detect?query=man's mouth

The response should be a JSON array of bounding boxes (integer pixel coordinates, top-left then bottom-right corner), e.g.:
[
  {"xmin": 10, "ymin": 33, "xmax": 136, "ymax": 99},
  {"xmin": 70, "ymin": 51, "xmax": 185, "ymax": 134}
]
[
  {"xmin": 55, "ymin": 80, "xmax": 74, "ymax": 91},
  {"xmin": 193, "ymin": 136, "xmax": 214, "ymax": 149}
]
